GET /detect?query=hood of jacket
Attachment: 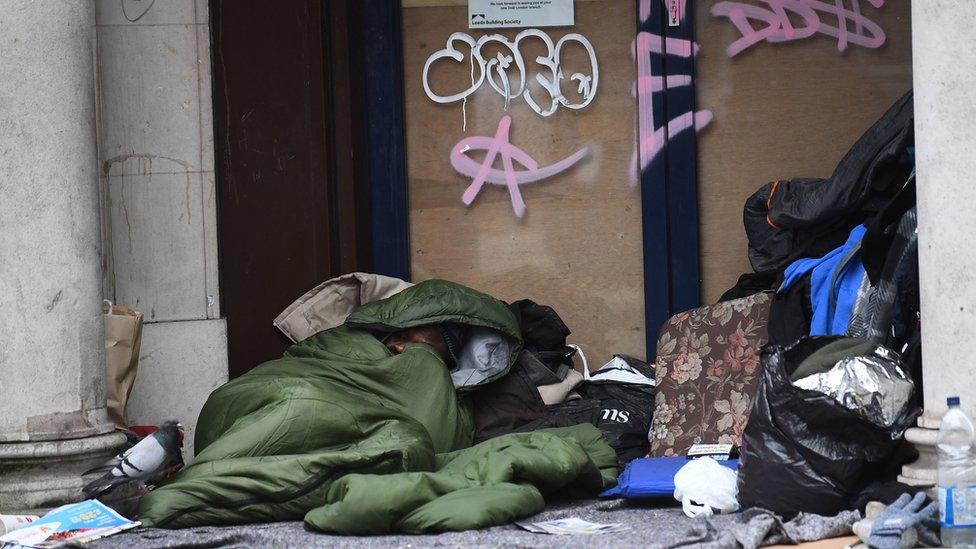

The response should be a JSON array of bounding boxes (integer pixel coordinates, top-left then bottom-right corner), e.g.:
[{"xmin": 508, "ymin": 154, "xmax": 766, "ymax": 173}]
[
  {"xmin": 274, "ymin": 272, "xmax": 415, "ymax": 343},
  {"xmin": 345, "ymin": 279, "xmax": 523, "ymax": 391}
]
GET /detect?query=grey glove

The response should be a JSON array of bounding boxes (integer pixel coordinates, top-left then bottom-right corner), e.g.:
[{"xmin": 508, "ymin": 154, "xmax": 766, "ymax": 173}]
[
  {"xmin": 916, "ymin": 511, "xmax": 941, "ymax": 547},
  {"xmin": 868, "ymin": 492, "xmax": 939, "ymax": 549}
]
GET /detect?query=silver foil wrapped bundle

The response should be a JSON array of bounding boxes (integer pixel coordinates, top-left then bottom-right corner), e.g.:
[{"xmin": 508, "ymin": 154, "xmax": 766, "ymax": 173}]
[{"xmin": 794, "ymin": 345, "xmax": 914, "ymax": 428}]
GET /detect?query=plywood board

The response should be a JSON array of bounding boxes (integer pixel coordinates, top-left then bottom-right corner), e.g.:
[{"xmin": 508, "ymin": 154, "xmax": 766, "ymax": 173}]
[
  {"xmin": 694, "ymin": 1, "xmax": 913, "ymax": 301},
  {"xmin": 402, "ymin": 0, "xmax": 644, "ymax": 363}
]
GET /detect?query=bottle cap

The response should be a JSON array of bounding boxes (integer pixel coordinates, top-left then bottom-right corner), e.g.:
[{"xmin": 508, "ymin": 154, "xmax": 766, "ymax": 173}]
[{"xmin": 948, "ymin": 396, "xmax": 961, "ymax": 406}]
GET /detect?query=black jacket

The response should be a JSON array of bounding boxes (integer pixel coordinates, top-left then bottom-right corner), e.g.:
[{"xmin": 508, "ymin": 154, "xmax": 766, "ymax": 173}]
[{"xmin": 744, "ymin": 91, "xmax": 914, "ymax": 272}]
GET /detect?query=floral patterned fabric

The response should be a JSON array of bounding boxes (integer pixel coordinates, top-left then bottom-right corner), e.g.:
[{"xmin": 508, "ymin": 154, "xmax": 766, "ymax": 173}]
[{"xmin": 648, "ymin": 292, "xmax": 772, "ymax": 457}]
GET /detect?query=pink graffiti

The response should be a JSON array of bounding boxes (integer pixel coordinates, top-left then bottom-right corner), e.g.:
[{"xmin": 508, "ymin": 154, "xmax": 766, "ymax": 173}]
[
  {"xmin": 711, "ymin": 0, "xmax": 887, "ymax": 57},
  {"xmin": 631, "ymin": 31, "xmax": 713, "ymax": 186},
  {"xmin": 640, "ymin": 0, "xmax": 652, "ymax": 22},
  {"xmin": 451, "ymin": 115, "xmax": 588, "ymax": 218}
]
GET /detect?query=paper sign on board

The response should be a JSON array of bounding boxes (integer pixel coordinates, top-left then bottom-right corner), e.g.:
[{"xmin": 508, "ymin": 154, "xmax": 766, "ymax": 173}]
[
  {"xmin": 469, "ymin": 0, "xmax": 574, "ymax": 29},
  {"xmin": 667, "ymin": 0, "xmax": 681, "ymax": 26}
]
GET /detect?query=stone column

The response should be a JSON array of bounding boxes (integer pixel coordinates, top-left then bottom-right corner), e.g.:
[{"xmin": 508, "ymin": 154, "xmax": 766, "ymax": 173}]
[
  {"xmin": 898, "ymin": 1, "xmax": 976, "ymax": 488},
  {"xmin": 0, "ymin": 2, "xmax": 125, "ymax": 510}
]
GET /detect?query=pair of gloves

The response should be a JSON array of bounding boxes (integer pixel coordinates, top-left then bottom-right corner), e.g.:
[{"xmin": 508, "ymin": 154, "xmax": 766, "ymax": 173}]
[{"xmin": 868, "ymin": 492, "xmax": 940, "ymax": 549}]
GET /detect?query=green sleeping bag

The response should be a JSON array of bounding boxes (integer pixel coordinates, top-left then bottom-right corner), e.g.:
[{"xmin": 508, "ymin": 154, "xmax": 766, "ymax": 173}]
[{"xmin": 137, "ymin": 280, "xmax": 618, "ymax": 532}]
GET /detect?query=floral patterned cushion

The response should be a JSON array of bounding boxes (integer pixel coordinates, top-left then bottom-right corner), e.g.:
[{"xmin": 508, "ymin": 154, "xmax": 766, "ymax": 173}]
[{"xmin": 648, "ymin": 292, "xmax": 772, "ymax": 457}]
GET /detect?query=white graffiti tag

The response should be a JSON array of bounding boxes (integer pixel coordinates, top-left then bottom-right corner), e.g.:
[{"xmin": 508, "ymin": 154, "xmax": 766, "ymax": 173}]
[{"xmin": 422, "ymin": 29, "xmax": 599, "ymax": 118}]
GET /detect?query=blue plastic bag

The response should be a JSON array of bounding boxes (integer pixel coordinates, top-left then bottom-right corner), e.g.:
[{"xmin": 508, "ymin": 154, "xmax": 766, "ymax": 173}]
[{"xmin": 601, "ymin": 456, "xmax": 739, "ymax": 499}]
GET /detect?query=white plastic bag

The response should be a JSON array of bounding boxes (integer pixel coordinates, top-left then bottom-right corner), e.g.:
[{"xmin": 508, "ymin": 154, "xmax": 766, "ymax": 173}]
[{"xmin": 673, "ymin": 457, "xmax": 740, "ymax": 518}]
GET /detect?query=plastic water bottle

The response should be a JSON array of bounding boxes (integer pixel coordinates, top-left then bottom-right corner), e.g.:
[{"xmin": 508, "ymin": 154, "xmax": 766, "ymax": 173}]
[{"xmin": 939, "ymin": 396, "xmax": 976, "ymax": 547}]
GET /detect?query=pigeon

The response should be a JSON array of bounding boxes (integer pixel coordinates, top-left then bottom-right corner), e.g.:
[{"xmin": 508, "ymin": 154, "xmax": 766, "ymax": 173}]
[{"xmin": 82, "ymin": 417, "xmax": 183, "ymax": 499}]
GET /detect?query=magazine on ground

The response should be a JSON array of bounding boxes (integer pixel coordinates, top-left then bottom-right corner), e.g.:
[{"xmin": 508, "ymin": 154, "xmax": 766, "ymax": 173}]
[{"xmin": 0, "ymin": 500, "xmax": 138, "ymax": 548}]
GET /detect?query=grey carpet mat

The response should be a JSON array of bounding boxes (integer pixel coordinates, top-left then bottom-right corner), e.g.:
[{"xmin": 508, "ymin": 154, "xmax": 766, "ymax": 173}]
[{"xmin": 83, "ymin": 499, "xmax": 857, "ymax": 548}]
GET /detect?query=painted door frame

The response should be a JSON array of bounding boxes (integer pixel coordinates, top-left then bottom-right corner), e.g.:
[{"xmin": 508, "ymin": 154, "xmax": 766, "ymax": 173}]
[
  {"xmin": 635, "ymin": 0, "xmax": 703, "ymax": 353},
  {"xmin": 212, "ymin": 0, "xmax": 372, "ymax": 377},
  {"xmin": 364, "ymin": 0, "xmax": 411, "ymax": 280},
  {"xmin": 363, "ymin": 0, "xmax": 702, "ymax": 359}
]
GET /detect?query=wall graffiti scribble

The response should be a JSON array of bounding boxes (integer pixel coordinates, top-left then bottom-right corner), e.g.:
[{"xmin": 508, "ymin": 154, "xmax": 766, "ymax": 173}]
[
  {"xmin": 450, "ymin": 115, "xmax": 588, "ymax": 218},
  {"xmin": 423, "ymin": 29, "xmax": 599, "ymax": 118},
  {"xmin": 631, "ymin": 0, "xmax": 712, "ymax": 186},
  {"xmin": 711, "ymin": 0, "xmax": 887, "ymax": 57}
]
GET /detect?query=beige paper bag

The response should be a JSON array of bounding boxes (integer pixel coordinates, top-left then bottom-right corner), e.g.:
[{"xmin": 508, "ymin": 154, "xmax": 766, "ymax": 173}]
[{"xmin": 104, "ymin": 303, "xmax": 144, "ymax": 429}]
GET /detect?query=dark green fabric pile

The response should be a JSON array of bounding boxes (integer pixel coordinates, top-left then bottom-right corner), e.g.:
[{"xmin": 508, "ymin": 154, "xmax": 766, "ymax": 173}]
[{"xmin": 138, "ymin": 280, "xmax": 618, "ymax": 532}]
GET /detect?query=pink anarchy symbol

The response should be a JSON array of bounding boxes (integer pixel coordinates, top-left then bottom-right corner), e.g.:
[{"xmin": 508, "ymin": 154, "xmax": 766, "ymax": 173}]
[{"xmin": 450, "ymin": 115, "xmax": 589, "ymax": 218}]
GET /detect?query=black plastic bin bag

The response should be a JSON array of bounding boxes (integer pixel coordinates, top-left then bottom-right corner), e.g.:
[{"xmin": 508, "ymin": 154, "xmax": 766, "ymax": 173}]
[{"xmin": 737, "ymin": 337, "xmax": 919, "ymax": 517}]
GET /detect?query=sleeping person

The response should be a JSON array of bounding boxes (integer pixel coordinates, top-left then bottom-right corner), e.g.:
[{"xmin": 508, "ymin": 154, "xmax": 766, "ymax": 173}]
[
  {"xmin": 139, "ymin": 280, "xmax": 522, "ymax": 527},
  {"xmin": 381, "ymin": 323, "xmax": 467, "ymax": 371}
]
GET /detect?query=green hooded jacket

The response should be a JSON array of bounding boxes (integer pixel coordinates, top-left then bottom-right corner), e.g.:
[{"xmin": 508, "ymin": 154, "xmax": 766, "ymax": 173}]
[{"xmin": 137, "ymin": 280, "xmax": 618, "ymax": 532}]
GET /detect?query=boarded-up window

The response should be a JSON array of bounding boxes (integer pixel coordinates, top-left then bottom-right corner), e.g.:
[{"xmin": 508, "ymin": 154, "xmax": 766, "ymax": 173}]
[
  {"xmin": 401, "ymin": 0, "xmax": 644, "ymax": 363},
  {"xmin": 399, "ymin": 0, "xmax": 913, "ymax": 359},
  {"xmin": 695, "ymin": 0, "xmax": 913, "ymax": 300}
]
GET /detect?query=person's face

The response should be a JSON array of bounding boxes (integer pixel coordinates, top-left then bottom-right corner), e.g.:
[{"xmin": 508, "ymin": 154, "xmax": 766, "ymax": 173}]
[{"xmin": 385, "ymin": 326, "xmax": 449, "ymax": 362}]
